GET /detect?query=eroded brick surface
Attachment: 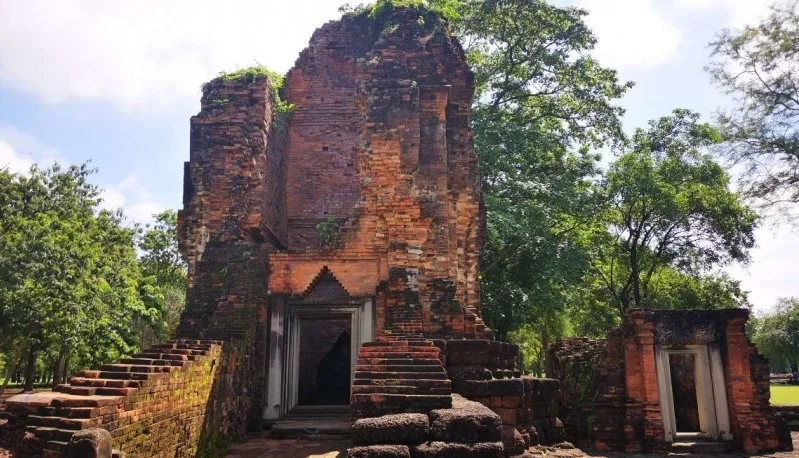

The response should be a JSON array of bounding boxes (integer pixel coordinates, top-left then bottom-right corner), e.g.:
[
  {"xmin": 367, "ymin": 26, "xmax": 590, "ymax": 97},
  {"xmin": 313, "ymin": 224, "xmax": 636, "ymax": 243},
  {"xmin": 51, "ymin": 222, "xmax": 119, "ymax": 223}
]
[{"xmin": 548, "ymin": 310, "xmax": 793, "ymax": 454}]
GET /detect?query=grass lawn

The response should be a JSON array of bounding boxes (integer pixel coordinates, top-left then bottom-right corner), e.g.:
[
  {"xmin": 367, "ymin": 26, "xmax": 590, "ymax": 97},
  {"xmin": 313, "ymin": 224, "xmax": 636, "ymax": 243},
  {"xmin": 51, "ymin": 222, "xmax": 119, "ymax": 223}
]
[{"xmin": 771, "ymin": 384, "xmax": 799, "ymax": 405}]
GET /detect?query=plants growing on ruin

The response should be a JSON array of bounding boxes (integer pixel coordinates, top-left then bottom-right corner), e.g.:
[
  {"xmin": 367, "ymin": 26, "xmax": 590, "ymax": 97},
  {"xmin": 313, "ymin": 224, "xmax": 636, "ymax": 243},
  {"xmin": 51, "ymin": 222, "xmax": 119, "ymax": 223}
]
[
  {"xmin": 316, "ymin": 217, "xmax": 341, "ymax": 249},
  {"xmin": 206, "ymin": 64, "xmax": 295, "ymax": 133}
]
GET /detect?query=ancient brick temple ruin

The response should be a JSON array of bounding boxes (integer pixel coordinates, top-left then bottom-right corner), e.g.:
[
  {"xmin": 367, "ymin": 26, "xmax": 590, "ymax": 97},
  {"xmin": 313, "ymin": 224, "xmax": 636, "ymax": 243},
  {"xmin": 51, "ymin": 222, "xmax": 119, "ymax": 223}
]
[
  {"xmin": 4, "ymin": 8, "xmax": 562, "ymax": 458},
  {"xmin": 3, "ymin": 7, "xmax": 791, "ymax": 458},
  {"xmin": 549, "ymin": 309, "xmax": 792, "ymax": 454}
]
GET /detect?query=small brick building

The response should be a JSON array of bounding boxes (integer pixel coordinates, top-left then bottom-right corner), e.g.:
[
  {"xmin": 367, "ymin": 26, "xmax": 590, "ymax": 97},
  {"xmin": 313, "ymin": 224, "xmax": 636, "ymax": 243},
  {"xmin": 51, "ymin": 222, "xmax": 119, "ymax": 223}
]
[{"xmin": 549, "ymin": 309, "xmax": 792, "ymax": 454}]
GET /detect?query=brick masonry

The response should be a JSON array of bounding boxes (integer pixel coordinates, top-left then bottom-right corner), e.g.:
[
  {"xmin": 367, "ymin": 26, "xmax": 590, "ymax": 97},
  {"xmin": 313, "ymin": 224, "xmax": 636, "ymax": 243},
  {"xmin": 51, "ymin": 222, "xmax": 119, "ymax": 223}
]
[
  {"xmin": 6, "ymin": 341, "xmax": 224, "ymax": 457},
  {"xmin": 548, "ymin": 309, "xmax": 793, "ymax": 454},
  {"xmin": 2, "ymin": 8, "xmax": 565, "ymax": 457}
]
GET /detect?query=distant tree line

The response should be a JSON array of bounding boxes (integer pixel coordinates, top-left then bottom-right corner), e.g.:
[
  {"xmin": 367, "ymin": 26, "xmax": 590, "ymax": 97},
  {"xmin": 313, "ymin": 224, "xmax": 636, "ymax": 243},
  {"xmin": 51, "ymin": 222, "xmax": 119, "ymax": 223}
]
[{"xmin": 0, "ymin": 164, "xmax": 185, "ymax": 394}]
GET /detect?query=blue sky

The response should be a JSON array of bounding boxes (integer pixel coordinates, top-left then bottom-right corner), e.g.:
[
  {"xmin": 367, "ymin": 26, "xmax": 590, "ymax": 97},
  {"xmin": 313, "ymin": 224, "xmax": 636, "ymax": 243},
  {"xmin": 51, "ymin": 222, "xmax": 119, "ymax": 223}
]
[{"xmin": 0, "ymin": 0, "xmax": 793, "ymax": 313}]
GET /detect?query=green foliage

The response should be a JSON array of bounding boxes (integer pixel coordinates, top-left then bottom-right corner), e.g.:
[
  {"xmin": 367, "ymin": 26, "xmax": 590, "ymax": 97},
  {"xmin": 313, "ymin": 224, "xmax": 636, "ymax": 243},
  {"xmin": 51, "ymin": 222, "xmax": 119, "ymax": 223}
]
[
  {"xmin": 463, "ymin": 0, "xmax": 630, "ymax": 339},
  {"xmin": 208, "ymin": 64, "xmax": 294, "ymax": 133},
  {"xmin": 340, "ymin": 0, "xmax": 460, "ymax": 22},
  {"xmin": 588, "ymin": 109, "xmax": 758, "ymax": 315},
  {"xmin": 708, "ymin": 2, "xmax": 799, "ymax": 218},
  {"xmin": 316, "ymin": 217, "xmax": 341, "ymax": 248},
  {"xmin": 135, "ymin": 210, "xmax": 187, "ymax": 348},
  {"xmin": 0, "ymin": 164, "xmax": 187, "ymax": 387},
  {"xmin": 751, "ymin": 297, "xmax": 799, "ymax": 375}
]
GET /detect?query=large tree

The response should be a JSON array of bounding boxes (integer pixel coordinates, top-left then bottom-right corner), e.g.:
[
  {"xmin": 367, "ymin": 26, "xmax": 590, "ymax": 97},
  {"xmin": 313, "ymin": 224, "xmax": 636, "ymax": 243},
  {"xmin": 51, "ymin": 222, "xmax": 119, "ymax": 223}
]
[
  {"xmin": 457, "ymin": 0, "xmax": 631, "ymax": 339},
  {"xmin": 708, "ymin": 1, "xmax": 799, "ymax": 217},
  {"xmin": 592, "ymin": 109, "xmax": 758, "ymax": 315}
]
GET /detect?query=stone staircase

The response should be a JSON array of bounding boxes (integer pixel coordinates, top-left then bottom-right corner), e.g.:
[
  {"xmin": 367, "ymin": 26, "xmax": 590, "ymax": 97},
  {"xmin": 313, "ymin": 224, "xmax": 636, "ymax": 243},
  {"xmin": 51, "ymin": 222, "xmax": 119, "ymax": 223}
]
[
  {"xmin": 6, "ymin": 340, "xmax": 220, "ymax": 456},
  {"xmin": 350, "ymin": 337, "xmax": 452, "ymax": 420},
  {"xmin": 671, "ymin": 437, "xmax": 733, "ymax": 454}
]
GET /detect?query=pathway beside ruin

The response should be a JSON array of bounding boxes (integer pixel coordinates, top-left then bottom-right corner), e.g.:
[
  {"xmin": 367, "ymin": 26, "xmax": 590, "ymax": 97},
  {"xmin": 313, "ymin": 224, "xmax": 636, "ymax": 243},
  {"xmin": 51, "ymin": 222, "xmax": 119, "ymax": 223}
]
[{"xmin": 224, "ymin": 432, "xmax": 799, "ymax": 458}]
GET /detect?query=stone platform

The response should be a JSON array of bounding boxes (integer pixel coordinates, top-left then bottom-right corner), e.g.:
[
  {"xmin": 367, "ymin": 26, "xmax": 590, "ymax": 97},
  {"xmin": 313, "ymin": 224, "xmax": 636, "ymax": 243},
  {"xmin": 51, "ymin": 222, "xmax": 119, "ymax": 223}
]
[{"xmin": 270, "ymin": 406, "xmax": 350, "ymax": 440}]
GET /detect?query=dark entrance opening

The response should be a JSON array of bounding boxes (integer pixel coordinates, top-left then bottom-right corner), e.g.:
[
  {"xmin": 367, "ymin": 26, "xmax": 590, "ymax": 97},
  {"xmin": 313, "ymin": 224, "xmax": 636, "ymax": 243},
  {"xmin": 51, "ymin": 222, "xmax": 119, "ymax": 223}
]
[
  {"xmin": 298, "ymin": 318, "xmax": 352, "ymax": 405},
  {"xmin": 669, "ymin": 353, "xmax": 701, "ymax": 432}
]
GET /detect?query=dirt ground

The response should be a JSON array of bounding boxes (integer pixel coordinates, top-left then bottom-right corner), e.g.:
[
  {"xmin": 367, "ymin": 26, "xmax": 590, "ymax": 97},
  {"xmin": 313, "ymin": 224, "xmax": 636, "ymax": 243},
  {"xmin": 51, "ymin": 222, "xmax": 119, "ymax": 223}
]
[
  {"xmin": 524, "ymin": 432, "xmax": 799, "ymax": 458},
  {"xmin": 1, "ymin": 429, "xmax": 798, "ymax": 457}
]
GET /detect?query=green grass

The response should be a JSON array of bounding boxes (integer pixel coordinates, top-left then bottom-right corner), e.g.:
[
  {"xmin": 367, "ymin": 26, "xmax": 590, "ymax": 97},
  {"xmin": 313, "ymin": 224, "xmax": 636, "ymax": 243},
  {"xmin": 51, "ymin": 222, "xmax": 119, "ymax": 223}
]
[{"xmin": 771, "ymin": 384, "xmax": 799, "ymax": 405}]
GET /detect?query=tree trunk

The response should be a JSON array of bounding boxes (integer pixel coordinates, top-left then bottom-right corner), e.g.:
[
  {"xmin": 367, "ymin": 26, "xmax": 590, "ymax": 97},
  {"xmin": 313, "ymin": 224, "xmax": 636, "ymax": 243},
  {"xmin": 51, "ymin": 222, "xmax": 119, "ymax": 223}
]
[
  {"xmin": 62, "ymin": 353, "xmax": 71, "ymax": 384},
  {"xmin": 631, "ymin": 246, "xmax": 642, "ymax": 309},
  {"xmin": 23, "ymin": 346, "xmax": 36, "ymax": 393},
  {"xmin": 53, "ymin": 346, "xmax": 69, "ymax": 388},
  {"xmin": 0, "ymin": 354, "xmax": 24, "ymax": 399}
]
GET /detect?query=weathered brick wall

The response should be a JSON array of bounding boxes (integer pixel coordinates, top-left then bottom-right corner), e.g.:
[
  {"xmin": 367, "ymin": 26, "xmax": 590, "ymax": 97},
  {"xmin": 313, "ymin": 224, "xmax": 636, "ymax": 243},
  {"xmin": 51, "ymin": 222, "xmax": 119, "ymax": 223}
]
[
  {"xmin": 178, "ymin": 74, "xmax": 286, "ymax": 284},
  {"xmin": 264, "ymin": 8, "xmax": 486, "ymax": 339},
  {"xmin": 548, "ymin": 310, "xmax": 793, "ymax": 454},
  {"xmin": 445, "ymin": 340, "xmax": 564, "ymax": 453},
  {"xmin": 547, "ymin": 333, "xmax": 626, "ymax": 451},
  {"xmin": 723, "ymin": 317, "xmax": 792, "ymax": 452},
  {"xmin": 7, "ymin": 341, "xmax": 224, "ymax": 457}
]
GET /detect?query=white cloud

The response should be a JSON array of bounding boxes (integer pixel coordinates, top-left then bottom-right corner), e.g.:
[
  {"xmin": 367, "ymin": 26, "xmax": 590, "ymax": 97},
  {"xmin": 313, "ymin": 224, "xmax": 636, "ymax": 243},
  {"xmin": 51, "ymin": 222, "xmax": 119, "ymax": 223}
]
[
  {"xmin": 726, "ymin": 224, "xmax": 799, "ymax": 314},
  {"xmin": 0, "ymin": 0, "xmax": 343, "ymax": 113},
  {"xmin": 99, "ymin": 173, "xmax": 166, "ymax": 225},
  {"xmin": 0, "ymin": 124, "xmax": 62, "ymax": 173},
  {"xmin": 579, "ymin": 0, "xmax": 682, "ymax": 71},
  {"xmin": 0, "ymin": 124, "xmax": 163, "ymax": 225},
  {"xmin": 673, "ymin": 0, "xmax": 771, "ymax": 28},
  {"xmin": 0, "ymin": 140, "xmax": 33, "ymax": 174}
]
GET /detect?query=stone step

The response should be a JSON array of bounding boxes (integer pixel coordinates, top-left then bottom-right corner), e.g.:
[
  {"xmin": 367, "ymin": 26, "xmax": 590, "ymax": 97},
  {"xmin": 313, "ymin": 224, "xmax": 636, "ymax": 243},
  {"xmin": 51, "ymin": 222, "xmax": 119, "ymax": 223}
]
[
  {"xmin": 26, "ymin": 426, "xmax": 77, "ymax": 442},
  {"xmin": 351, "ymin": 385, "xmax": 418, "ymax": 395},
  {"xmin": 355, "ymin": 365, "xmax": 446, "ymax": 373},
  {"xmin": 359, "ymin": 346, "xmax": 439, "ymax": 354},
  {"xmin": 99, "ymin": 363, "xmax": 178, "ymax": 373},
  {"xmin": 353, "ymin": 378, "xmax": 451, "ymax": 390},
  {"xmin": 68, "ymin": 377, "xmax": 142, "ymax": 389},
  {"xmin": 362, "ymin": 340, "xmax": 433, "ymax": 347},
  {"xmin": 118, "ymin": 358, "xmax": 186, "ymax": 366},
  {"xmin": 95, "ymin": 371, "xmax": 163, "ymax": 381},
  {"xmin": 26, "ymin": 415, "xmax": 102, "ymax": 431},
  {"xmin": 36, "ymin": 405, "xmax": 118, "ymax": 419},
  {"xmin": 351, "ymin": 394, "xmax": 452, "ymax": 418},
  {"xmin": 356, "ymin": 358, "xmax": 443, "ymax": 366},
  {"xmin": 357, "ymin": 351, "xmax": 441, "ymax": 360},
  {"xmin": 137, "ymin": 352, "xmax": 196, "ymax": 361},
  {"xmin": 671, "ymin": 440, "xmax": 731, "ymax": 454},
  {"xmin": 43, "ymin": 440, "xmax": 69, "ymax": 453},
  {"xmin": 354, "ymin": 371, "xmax": 447, "ymax": 380},
  {"xmin": 56, "ymin": 385, "xmax": 135, "ymax": 397}
]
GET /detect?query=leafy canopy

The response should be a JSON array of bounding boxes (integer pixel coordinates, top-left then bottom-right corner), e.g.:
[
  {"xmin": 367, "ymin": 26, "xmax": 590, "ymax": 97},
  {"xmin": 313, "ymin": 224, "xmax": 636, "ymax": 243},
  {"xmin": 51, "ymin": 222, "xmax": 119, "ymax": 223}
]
[
  {"xmin": 708, "ymin": 1, "xmax": 799, "ymax": 218},
  {"xmin": 591, "ymin": 109, "xmax": 758, "ymax": 313}
]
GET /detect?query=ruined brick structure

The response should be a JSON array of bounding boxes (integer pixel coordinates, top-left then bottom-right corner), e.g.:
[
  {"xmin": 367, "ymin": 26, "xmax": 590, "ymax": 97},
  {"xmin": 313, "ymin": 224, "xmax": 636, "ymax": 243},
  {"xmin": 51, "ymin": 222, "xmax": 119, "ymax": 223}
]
[
  {"xmin": 3, "ymin": 8, "xmax": 564, "ymax": 457},
  {"xmin": 548, "ymin": 309, "xmax": 793, "ymax": 454}
]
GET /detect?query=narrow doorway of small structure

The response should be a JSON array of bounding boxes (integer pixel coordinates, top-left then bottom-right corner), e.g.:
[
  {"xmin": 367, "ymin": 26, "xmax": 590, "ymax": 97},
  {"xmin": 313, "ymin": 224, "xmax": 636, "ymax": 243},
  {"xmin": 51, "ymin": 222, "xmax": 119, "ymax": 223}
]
[
  {"xmin": 669, "ymin": 353, "xmax": 701, "ymax": 433},
  {"xmin": 656, "ymin": 345, "xmax": 732, "ymax": 442},
  {"xmin": 298, "ymin": 317, "xmax": 352, "ymax": 406}
]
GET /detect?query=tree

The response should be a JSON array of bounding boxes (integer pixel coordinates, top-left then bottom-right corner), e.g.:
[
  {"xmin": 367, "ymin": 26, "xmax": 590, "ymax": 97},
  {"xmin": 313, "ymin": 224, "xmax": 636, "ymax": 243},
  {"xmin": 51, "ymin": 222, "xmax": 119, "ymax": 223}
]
[
  {"xmin": 751, "ymin": 297, "xmax": 799, "ymax": 376},
  {"xmin": 708, "ymin": 1, "xmax": 799, "ymax": 217},
  {"xmin": 455, "ymin": 0, "xmax": 631, "ymax": 339},
  {"xmin": 592, "ymin": 109, "xmax": 758, "ymax": 315},
  {"xmin": 135, "ymin": 210, "xmax": 187, "ymax": 348},
  {"xmin": 0, "ymin": 164, "xmax": 161, "ymax": 390}
]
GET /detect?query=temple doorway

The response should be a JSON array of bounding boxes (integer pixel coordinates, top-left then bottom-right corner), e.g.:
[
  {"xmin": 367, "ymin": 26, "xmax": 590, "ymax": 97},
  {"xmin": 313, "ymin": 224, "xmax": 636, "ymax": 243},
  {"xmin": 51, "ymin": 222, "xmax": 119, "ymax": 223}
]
[
  {"xmin": 656, "ymin": 345, "xmax": 733, "ymax": 442},
  {"xmin": 298, "ymin": 318, "xmax": 352, "ymax": 406},
  {"xmin": 264, "ymin": 268, "xmax": 375, "ymax": 421}
]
